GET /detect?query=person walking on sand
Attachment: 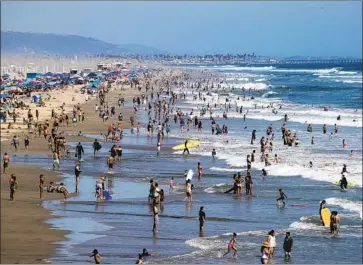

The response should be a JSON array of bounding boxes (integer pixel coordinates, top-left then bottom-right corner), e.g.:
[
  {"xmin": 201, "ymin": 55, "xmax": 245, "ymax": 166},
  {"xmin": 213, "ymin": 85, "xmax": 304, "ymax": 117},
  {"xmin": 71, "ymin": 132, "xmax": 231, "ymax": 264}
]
[
  {"xmin": 24, "ymin": 136, "xmax": 30, "ymax": 150},
  {"xmin": 76, "ymin": 142, "xmax": 84, "ymax": 160},
  {"xmin": 39, "ymin": 174, "xmax": 45, "ymax": 199},
  {"xmin": 223, "ymin": 233, "xmax": 238, "ymax": 258},
  {"xmin": 3, "ymin": 152, "xmax": 9, "ymax": 173},
  {"xmin": 89, "ymin": 249, "xmax": 101, "ymax": 264},
  {"xmin": 75, "ymin": 161, "xmax": 81, "ymax": 193},
  {"xmin": 199, "ymin": 206, "xmax": 206, "ymax": 232},
  {"xmin": 9, "ymin": 174, "xmax": 18, "ymax": 201}
]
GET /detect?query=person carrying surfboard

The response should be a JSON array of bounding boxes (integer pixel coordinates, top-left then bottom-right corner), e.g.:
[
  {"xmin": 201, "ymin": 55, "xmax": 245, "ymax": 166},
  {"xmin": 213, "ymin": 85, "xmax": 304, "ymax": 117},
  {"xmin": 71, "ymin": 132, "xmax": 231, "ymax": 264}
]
[
  {"xmin": 182, "ymin": 140, "xmax": 190, "ymax": 155},
  {"xmin": 319, "ymin": 200, "xmax": 327, "ymax": 226}
]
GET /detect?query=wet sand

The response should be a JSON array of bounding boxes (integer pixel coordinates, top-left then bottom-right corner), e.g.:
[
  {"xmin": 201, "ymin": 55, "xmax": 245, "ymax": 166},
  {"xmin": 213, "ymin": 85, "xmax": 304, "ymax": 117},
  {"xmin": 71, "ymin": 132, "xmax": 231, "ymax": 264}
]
[{"xmin": 1, "ymin": 81, "xmax": 139, "ymax": 262}]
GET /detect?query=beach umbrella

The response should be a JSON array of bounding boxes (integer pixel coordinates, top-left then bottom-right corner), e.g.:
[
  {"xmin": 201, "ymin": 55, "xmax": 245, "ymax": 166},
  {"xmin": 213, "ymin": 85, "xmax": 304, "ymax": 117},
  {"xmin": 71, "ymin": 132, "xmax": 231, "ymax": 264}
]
[{"xmin": 2, "ymin": 74, "xmax": 10, "ymax": 78}]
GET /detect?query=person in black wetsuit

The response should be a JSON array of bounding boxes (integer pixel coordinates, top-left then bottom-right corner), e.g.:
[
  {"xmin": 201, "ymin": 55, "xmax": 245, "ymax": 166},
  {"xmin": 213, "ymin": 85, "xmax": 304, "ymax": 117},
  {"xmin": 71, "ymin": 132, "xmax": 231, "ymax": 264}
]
[
  {"xmin": 182, "ymin": 140, "xmax": 190, "ymax": 155},
  {"xmin": 339, "ymin": 174, "xmax": 348, "ymax": 190},
  {"xmin": 76, "ymin": 142, "xmax": 84, "ymax": 160}
]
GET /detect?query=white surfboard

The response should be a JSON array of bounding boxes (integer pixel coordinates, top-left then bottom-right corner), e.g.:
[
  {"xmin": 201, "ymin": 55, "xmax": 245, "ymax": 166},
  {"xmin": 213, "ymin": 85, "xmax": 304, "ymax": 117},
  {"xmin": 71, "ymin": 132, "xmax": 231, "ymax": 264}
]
[{"xmin": 186, "ymin": 169, "xmax": 193, "ymax": 181}]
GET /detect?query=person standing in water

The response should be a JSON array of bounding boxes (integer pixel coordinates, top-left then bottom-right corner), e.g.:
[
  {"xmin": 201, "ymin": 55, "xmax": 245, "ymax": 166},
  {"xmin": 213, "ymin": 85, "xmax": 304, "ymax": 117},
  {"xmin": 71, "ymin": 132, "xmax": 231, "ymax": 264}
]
[
  {"xmin": 39, "ymin": 174, "xmax": 45, "ymax": 199},
  {"xmin": 199, "ymin": 206, "xmax": 206, "ymax": 232},
  {"xmin": 75, "ymin": 161, "xmax": 81, "ymax": 192},
  {"xmin": 266, "ymin": 230, "xmax": 277, "ymax": 257},
  {"xmin": 261, "ymin": 242, "xmax": 270, "ymax": 264},
  {"xmin": 76, "ymin": 142, "xmax": 84, "ymax": 160},
  {"xmin": 319, "ymin": 200, "xmax": 327, "ymax": 226},
  {"xmin": 223, "ymin": 233, "xmax": 238, "ymax": 258},
  {"xmin": 283, "ymin": 232, "xmax": 293, "ymax": 260},
  {"xmin": 212, "ymin": 148, "xmax": 216, "ymax": 160},
  {"xmin": 157, "ymin": 142, "xmax": 161, "ymax": 156},
  {"xmin": 185, "ymin": 179, "xmax": 192, "ymax": 202},
  {"xmin": 152, "ymin": 203, "xmax": 159, "ymax": 234},
  {"xmin": 197, "ymin": 162, "xmax": 203, "ymax": 178},
  {"xmin": 107, "ymin": 155, "xmax": 115, "ymax": 172},
  {"xmin": 330, "ymin": 211, "xmax": 340, "ymax": 235},
  {"xmin": 277, "ymin": 188, "xmax": 287, "ymax": 205},
  {"xmin": 182, "ymin": 139, "xmax": 190, "ymax": 155},
  {"xmin": 88, "ymin": 249, "xmax": 101, "ymax": 264},
  {"xmin": 169, "ymin": 177, "xmax": 174, "ymax": 193}
]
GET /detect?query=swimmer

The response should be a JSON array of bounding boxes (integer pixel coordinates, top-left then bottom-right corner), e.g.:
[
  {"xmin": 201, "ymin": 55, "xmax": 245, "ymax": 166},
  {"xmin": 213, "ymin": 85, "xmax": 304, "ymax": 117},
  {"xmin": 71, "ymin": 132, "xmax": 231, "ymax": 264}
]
[
  {"xmin": 349, "ymin": 150, "xmax": 354, "ymax": 158},
  {"xmin": 223, "ymin": 233, "xmax": 238, "ymax": 258},
  {"xmin": 339, "ymin": 174, "xmax": 348, "ymax": 190},
  {"xmin": 342, "ymin": 139, "xmax": 346, "ymax": 149},
  {"xmin": 261, "ymin": 169, "xmax": 268, "ymax": 180}
]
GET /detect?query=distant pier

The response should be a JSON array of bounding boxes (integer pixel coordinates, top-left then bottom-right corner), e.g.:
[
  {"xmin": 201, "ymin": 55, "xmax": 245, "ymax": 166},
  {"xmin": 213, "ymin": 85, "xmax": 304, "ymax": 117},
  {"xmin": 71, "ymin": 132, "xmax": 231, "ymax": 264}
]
[{"xmin": 277, "ymin": 59, "xmax": 362, "ymax": 64}]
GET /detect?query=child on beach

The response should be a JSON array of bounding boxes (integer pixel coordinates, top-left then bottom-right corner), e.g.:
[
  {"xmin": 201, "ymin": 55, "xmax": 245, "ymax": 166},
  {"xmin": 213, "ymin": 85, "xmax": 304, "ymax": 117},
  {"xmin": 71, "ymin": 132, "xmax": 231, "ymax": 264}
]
[
  {"xmin": 169, "ymin": 177, "xmax": 174, "ymax": 193},
  {"xmin": 223, "ymin": 233, "xmax": 238, "ymax": 258},
  {"xmin": 212, "ymin": 148, "xmax": 216, "ymax": 160}
]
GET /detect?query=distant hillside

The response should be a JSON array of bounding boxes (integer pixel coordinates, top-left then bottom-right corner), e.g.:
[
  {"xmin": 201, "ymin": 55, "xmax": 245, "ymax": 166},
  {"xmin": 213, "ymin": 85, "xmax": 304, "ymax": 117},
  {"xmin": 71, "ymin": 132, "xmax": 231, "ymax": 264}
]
[{"xmin": 1, "ymin": 31, "xmax": 161, "ymax": 56}]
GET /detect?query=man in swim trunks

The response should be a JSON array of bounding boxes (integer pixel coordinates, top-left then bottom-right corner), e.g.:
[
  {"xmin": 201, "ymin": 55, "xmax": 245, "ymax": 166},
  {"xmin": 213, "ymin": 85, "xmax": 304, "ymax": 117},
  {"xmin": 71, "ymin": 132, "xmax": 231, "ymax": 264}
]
[
  {"xmin": 107, "ymin": 155, "xmax": 114, "ymax": 171},
  {"xmin": 223, "ymin": 233, "xmax": 238, "ymax": 258},
  {"xmin": 3, "ymin": 152, "xmax": 9, "ymax": 173},
  {"xmin": 75, "ymin": 161, "xmax": 81, "ymax": 192},
  {"xmin": 277, "ymin": 188, "xmax": 287, "ymax": 205},
  {"xmin": 199, "ymin": 206, "xmax": 206, "ymax": 232},
  {"xmin": 330, "ymin": 211, "xmax": 340, "ymax": 235},
  {"xmin": 283, "ymin": 232, "xmax": 293, "ymax": 260}
]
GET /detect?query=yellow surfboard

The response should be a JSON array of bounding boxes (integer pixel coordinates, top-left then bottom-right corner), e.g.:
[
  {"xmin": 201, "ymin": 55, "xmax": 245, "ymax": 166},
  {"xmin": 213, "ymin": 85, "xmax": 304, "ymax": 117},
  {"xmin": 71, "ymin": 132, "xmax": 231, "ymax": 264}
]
[
  {"xmin": 172, "ymin": 140, "xmax": 200, "ymax": 150},
  {"xmin": 321, "ymin": 208, "xmax": 331, "ymax": 227}
]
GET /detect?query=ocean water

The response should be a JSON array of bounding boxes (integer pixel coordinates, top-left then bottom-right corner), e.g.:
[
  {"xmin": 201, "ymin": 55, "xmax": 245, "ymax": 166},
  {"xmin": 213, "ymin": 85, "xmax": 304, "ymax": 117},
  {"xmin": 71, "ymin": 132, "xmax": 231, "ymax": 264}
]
[{"xmin": 10, "ymin": 63, "xmax": 362, "ymax": 264}]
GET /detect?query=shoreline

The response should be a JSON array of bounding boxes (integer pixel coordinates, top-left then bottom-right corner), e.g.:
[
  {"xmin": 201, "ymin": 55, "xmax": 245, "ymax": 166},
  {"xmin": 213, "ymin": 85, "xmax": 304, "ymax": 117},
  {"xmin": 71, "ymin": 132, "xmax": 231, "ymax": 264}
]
[{"xmin": 1, "ymin": 76, "xmax": 142, "ymax": 263}]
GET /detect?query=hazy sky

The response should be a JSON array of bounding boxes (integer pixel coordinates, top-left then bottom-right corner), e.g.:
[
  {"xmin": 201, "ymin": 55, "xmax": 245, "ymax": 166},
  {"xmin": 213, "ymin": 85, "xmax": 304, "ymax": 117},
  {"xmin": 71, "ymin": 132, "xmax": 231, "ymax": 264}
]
[{"xmin": 1, "ymin": 1, "xmax": 362, "ymax": 57}]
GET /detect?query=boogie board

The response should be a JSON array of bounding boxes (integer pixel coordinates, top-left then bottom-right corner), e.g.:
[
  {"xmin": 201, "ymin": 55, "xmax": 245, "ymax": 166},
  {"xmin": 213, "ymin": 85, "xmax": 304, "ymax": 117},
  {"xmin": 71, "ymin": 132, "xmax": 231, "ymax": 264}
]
[
  {"xmin": 186, "ymin": 169, "xmax": 193, "ymax": 181},
  {"xmin": 321, "ymin": 208, "xmax": 331, "ymax": 227},
  {"xmin": 103, "ymin": 190, "xmax": 112, "ymax": 200},
  {"xmin": 172, "ymin": 140, "xmax": 200, "ymax": 151}
]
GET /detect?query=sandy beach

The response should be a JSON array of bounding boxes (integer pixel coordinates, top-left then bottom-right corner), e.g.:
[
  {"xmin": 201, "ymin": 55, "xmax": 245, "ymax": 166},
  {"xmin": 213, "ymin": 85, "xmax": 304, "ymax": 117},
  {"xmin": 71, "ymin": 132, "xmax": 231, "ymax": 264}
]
[
  {"xmin": 1, "ymin": 57, "xmax": 145, "ymax": 263},
  {"xmin": 1, "ymin": 55, "xmax": 362, "ymax": 264}
]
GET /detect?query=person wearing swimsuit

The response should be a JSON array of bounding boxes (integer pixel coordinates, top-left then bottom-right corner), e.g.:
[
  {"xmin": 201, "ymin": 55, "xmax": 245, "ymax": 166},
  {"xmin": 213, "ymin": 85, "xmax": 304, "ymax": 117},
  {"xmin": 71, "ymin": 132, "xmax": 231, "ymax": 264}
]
[
  {"xmin": 261, "ymin": 242, "xmax": 270, "ymax": 264},
  {"xmin": 223, "ymin": 233, "xmax": 238, "ymax": 258},
  {"xmin": 197, "ymin": 162, "xmax": 203, "ymax": 178}
]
